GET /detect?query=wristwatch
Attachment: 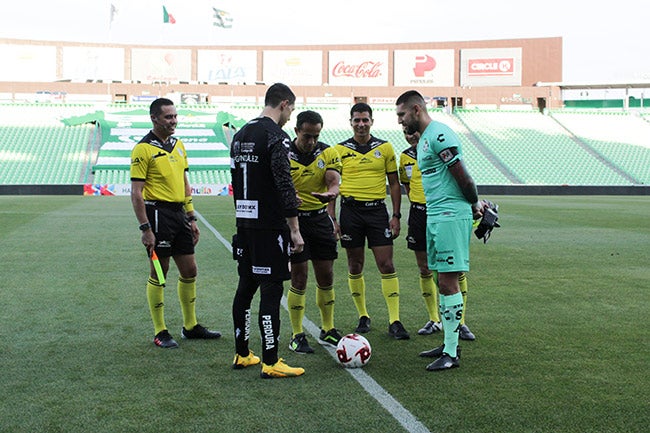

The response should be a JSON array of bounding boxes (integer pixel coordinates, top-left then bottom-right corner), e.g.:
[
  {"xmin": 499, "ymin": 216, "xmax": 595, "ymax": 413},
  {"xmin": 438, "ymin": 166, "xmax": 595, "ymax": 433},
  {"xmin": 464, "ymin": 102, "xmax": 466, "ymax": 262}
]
[
  {"xmin": 139, "ymin": 222, "xmax": 151, "ymax": 231},
  {"xmin": 392, "ymin": 212, "xmax": 402, "ymax": 219}
]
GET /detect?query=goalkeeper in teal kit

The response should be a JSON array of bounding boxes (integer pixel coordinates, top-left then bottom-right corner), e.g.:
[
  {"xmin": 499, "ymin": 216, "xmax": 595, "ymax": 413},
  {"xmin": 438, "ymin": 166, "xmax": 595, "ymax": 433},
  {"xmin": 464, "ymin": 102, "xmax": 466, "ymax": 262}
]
[{"xmin": 395, "ymin": 90, "xmax": 486, "ymax": 371}]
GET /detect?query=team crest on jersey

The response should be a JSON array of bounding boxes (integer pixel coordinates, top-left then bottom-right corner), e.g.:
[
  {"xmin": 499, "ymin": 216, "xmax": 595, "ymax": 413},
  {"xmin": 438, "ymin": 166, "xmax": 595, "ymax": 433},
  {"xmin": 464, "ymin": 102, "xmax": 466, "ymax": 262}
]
[
  {"xmin": 178, "ymin": 149, "xmax": 184, "ymax": 157},
  {"xmin": 422, "ymin": 140, "xmax": 430, "ymax": 153},
  {"xmin": 374, "ymin": 150, "xmax": 381, "ymax": 158},
  {"xmin": 439, "ymin": 148, "xmax": 454, "ymax": 163},
  {"xmin": 317, "ymin": 158, "xmax": 325, "ymax": 169}
]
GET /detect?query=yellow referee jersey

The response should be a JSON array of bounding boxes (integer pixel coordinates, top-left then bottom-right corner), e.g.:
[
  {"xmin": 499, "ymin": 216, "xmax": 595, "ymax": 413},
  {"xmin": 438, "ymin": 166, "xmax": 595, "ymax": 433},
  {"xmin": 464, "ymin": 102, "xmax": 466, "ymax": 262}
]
[
  {"xmin": 130, "ymin": 132, "xmax": 188, "ymax": 203},
  {"xmin": 289, "ymin": 141, "xmax": 342, "ymax": 211},
  {"xmin": 335, "ymin": 136, "xmax": 397, "ymax": 201},
  {"xmin": 398, "ymin": 146, "xmax": 426, "ymax": 204}
]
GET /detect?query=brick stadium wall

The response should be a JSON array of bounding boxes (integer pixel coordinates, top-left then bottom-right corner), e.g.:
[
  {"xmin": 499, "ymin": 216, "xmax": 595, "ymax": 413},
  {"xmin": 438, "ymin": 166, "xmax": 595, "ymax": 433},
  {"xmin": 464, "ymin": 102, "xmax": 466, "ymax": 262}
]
[{"xmin": 0, "ymin": 36, "xmax": 563, "ymax": 108}]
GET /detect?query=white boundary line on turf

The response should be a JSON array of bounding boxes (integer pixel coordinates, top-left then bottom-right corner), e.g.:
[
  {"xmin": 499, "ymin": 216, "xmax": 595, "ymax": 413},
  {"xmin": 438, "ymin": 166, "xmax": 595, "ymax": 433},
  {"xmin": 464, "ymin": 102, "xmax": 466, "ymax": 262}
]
[{"xmin": 197, "ymin": 211, "xmax": 432, "ymax": 433}]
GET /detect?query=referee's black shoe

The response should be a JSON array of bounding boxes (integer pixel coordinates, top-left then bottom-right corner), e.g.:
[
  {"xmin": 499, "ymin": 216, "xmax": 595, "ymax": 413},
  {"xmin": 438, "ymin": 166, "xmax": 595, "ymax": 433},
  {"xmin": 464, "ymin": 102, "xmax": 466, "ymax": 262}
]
[
  {"xmin": 289, "ymin": 333, "xmax": 315, "ymax": 354},
  {"xmin": 154, "ymin": 330, "xmax": 179, "ymax": 348},
  {"xmin": 181, "ymin": 323, "xmax": 222, "ymax": 339},
  {"xmin": 388, "ymin": 320, "xmax": 410, "ymax": 340},
  {"xmin": 355, "ymin": 316, "xmax": 371, "ymax": 333}
]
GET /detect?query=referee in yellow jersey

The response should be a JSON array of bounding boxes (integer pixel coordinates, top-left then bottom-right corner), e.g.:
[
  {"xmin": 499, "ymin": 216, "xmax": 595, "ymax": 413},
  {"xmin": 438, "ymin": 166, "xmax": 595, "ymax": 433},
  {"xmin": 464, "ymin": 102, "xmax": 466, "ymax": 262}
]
[
  {"xmin": 335, "ymin": 102, "xmax": 409, "ymax": 340},
  {"xmin": 131, "ymin": 98, "xmax": 221, "ymax": 348},
  {"xmin": 286, "ymin": 110, "xmax": 343, "ymax": 353}
]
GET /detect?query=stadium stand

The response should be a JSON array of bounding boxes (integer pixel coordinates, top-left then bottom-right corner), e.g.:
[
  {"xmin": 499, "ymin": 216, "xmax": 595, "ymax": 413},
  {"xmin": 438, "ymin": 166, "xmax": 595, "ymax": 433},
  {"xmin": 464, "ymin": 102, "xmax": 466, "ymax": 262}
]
[
  {"xmin": 550, "ymin": 110, "xmax": 650, "ymax": 184},
  {"xmin": 455, "ymin": 109, "xmax": 635, "ymax": 185},
  {"xmin": 1, "ymin": 103, "xmax": 649, "ymax": 190}
]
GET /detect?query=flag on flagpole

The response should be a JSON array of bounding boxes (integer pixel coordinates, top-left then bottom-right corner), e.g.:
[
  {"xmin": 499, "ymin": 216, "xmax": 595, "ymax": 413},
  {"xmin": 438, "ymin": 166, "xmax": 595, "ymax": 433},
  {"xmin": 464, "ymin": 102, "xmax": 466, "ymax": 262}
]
[
  {"xmin": 213, "ymin": 7, "xmax": 233, "ymax": 28},
  {"xmin": 109, "ymin": 3, "xmax": 118, "ymax": 28},
  {"xmin": 163, "ymin": 5, "xmax": 176, "ymax": 24}
]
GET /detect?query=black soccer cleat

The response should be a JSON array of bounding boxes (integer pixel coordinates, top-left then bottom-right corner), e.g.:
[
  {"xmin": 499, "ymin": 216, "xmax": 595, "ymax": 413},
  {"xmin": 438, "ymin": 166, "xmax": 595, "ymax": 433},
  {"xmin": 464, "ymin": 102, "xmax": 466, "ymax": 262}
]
[
  {"xmin": 426, "ymin": 353, "xmax": 460, "ymax": 371},
  {"xmin": 458, "ymin": 324, "xmax": 476, "ymax": 341},
  {"xmin": 419, "ymin": 344, "xmax": 461, "ymax": 358},
  {"xmin": 319, "ymin": 328, "xmax": 343, "ymax": 346},
  {"xmin": 388, "ymin": 320, "xmax": 410, "ymax": 340},
  {"xmin": 417, "ymin": 320, "xmax": 442, "ymax": 335},
  {"xmin": 355, "ymin": 316, "xmax": 371, "ymax": 333},
  {"xmin": 289, "ymin": 333, "xmax": 315, "ymax": 354},
  {"xmin": 181, "ymin": 323, "xmax": 222, "ymax": 339},
  {"xmin": 154, "ymin": 330, "xmax": 179, "ymax": 348}
]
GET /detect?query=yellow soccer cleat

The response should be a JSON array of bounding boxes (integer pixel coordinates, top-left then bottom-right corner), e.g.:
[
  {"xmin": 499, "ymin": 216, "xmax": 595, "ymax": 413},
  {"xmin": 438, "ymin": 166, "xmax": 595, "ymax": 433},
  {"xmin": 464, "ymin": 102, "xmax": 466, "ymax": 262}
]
[
  {"xmin": 232, "ymin": 351, "xmax": 261, "ymax": 370},
  {"xmin": 260, "ymin": 358, "xmax": 305, "ymax": 379}
]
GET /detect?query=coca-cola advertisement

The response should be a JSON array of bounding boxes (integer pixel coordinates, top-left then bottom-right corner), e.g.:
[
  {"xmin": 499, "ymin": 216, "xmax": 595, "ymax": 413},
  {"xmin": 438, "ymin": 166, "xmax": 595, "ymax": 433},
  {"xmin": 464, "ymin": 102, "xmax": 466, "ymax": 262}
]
[{"xmin": 328, "ymin": 50, "xmax": 388, "ymax": 86}]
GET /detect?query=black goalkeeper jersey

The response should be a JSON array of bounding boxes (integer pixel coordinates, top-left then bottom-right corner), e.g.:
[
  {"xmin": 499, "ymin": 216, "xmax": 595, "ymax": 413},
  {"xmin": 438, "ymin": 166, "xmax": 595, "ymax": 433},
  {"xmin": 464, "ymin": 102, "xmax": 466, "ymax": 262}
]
[{"xmin": 230, "ymin": 116, "xmax": 299, "ymax": 230}]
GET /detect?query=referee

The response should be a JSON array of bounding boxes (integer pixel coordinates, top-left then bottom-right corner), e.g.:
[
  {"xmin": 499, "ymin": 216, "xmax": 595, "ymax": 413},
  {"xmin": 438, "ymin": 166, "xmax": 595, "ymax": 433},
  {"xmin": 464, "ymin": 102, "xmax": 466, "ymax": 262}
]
[
  {"xmin": 335, "ymin": 102, "xmax": 410, "ymax": 340},
  {"xmin": 131, "ymin": 98, "xmax": 221, "ymax": 349},
  {"xmin": 286, "ymin": 110, "xmax": 343, "ymax": 354}
]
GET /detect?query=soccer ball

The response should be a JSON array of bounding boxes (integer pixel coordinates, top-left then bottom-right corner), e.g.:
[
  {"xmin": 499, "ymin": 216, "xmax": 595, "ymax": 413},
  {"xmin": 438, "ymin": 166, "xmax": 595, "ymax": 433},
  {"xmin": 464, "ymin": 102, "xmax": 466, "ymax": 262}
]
[{"xmin": 336, "ymin": 334, "xmax": 372, "ymax": 368}]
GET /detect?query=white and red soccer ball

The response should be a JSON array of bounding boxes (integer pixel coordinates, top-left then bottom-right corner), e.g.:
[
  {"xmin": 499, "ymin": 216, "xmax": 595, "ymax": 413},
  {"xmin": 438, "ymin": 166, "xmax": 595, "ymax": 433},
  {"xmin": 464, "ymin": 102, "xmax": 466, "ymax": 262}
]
[{"xmin": 336, "ymin": 333, "xmax": 372, "ymax": 368}]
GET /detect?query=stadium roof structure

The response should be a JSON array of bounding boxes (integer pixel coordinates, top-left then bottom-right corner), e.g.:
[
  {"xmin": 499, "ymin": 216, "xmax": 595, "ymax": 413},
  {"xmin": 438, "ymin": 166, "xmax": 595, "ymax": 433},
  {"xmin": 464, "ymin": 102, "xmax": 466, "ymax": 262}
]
[{"xmin": 535, "ymin": 81, "xmax": 650, "ymax": 89}]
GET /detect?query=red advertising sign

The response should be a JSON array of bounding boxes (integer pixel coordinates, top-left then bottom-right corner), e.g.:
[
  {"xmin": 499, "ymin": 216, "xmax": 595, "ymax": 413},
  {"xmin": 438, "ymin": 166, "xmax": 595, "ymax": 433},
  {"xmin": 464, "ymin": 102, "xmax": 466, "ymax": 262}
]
[
  {"xmin": 328, "ymin": 51, "xmax": 388, "ymax": 86},
  {"xmin": 468, "ymin": 58, "xmax": 514, "ymax": 76},
  {"xmin": 331, "ymin": 61, "xmax": 383, "ymax": 79}
]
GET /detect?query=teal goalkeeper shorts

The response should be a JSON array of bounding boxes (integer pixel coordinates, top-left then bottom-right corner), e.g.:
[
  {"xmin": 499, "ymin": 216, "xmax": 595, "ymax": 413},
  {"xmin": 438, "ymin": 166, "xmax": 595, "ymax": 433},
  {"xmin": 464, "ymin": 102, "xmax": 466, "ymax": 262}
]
[{"xmin": 425, "ymin": 218, "xmax": 472, "ymax": 273}]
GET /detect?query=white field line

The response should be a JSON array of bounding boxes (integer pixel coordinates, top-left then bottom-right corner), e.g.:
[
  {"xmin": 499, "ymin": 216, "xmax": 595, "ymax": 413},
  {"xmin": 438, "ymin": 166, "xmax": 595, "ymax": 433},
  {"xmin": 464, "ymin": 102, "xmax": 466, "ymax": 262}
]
[{"xmin": 196, "ymin": 211, "xmax": 432, "ymax": 433}]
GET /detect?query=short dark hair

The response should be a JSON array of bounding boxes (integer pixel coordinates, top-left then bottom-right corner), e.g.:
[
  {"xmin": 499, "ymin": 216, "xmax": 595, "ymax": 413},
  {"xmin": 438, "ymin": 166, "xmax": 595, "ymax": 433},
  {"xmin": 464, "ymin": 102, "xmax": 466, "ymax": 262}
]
[
  {"xmin": 264, "ymin": 83, "xmax": 296, "ymax": 108},
  {"xmin": 395, "ymin": 90, "xmax": 426, "ymax": 109},
  {"xmin": 150, "ymin": 98, "xmax": 174, "ymax": 116},
  {"xmin": 296, "ymin": 110, "xmax": 323, "ymax": 129},
  {"xmin": 350, "ymin": 102, "xmax": 372, "ymax": 118}
]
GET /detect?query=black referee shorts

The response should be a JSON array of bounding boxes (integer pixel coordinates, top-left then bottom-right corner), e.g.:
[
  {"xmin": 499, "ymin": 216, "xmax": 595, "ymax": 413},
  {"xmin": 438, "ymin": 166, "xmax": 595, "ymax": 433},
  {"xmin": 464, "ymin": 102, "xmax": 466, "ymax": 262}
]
[
  {"xmin": 145, "ymin": 202, "xmax": 194, "ymax": 258},
  {"xmin": 406, "ymin": 203, "xmax": 427, "ymax": 252},
  {"xmin": 339, "ymin": 202, "xmax": 393, "ymax": 249},
  {"xmin": 291, "ymin": 211, "xmax": 338, "ymax": 264}
]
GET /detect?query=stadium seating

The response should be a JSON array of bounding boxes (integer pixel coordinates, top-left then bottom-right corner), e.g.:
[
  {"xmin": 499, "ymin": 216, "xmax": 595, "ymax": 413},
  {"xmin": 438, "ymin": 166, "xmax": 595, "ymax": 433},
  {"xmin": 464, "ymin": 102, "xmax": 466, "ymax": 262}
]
[
  {"xmin": 550, "ymin": 110, "xmax": 650, "ymax": 184},
  {"xmin": 1, "ymin": 103, "xmax": 649, "ymax": 188},
  {"xmin": 455, "ymin": 109, "xmax": 633, "ymax": 185}
]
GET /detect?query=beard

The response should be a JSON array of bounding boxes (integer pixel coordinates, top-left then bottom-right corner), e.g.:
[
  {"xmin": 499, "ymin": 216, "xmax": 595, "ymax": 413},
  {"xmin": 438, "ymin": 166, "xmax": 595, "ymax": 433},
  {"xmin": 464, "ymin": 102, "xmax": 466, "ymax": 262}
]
[{"xmin": 403, "ymin": 122, "xmax": 419, "ymax": 135}]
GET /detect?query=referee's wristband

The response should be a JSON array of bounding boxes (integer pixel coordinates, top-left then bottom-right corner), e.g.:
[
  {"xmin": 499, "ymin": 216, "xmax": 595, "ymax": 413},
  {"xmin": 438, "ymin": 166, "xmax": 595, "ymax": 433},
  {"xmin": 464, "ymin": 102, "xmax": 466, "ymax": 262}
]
[
  {"xmin": 139, "ymin": 222, "xmax": 151, "ymax": 231},
  {"xmin": 187, "ymin": 215, "xmax": 198, "ymax": 222}
]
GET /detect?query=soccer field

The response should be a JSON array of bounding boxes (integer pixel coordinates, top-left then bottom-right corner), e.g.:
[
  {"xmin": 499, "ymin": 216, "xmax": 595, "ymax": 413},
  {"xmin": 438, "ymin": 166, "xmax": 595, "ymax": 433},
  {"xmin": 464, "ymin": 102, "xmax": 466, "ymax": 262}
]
[{"xmin": 0, "ymin": 195, "xmax": 648, "ymax": 433}]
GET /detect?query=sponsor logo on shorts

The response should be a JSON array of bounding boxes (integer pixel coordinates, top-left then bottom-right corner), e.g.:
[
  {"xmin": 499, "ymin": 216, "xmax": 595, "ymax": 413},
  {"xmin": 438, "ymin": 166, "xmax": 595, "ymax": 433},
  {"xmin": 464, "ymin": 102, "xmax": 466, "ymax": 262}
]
[
  {"xmin": 156, "ymin": 240, "xmax": 171, "ymax": 249},
  {"xmin": 437, "ymin": 256, "xmax": 455, "ymax": 265},
  {"xmin": 252, "ymin": 266, "xmax": 271, "ymax": 275}
]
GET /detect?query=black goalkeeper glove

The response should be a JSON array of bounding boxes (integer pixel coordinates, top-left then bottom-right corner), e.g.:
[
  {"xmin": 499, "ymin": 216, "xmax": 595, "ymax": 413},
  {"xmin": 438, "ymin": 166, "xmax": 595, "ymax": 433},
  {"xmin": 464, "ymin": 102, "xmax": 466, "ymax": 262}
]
[{"xmin": 474, "ymin": 201, "xmax": 500, "ymax": 243}]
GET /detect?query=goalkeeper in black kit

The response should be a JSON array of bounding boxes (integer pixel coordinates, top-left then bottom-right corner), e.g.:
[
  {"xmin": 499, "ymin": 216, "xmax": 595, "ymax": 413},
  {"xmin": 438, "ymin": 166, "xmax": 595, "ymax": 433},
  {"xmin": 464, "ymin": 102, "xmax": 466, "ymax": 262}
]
[{"xmin": 230, "ymin": 83, "xmax": 306, "ymax": 379}]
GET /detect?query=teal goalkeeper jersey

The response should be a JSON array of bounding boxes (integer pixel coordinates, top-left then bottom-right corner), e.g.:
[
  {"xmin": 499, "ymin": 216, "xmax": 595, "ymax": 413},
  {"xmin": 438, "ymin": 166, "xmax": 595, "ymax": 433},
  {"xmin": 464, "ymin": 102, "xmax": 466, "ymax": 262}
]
[{"xmin": 417, "ymin": 120, "xmax": 472, "ymax": 221}]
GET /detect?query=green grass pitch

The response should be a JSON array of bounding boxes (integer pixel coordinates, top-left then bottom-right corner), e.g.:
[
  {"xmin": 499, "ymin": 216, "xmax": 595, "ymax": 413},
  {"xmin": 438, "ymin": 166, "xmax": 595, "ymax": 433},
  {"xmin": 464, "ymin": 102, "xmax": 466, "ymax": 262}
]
[{"xmin": 0, "ymin": 195, "xmax": 648, "ymax": 433}]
